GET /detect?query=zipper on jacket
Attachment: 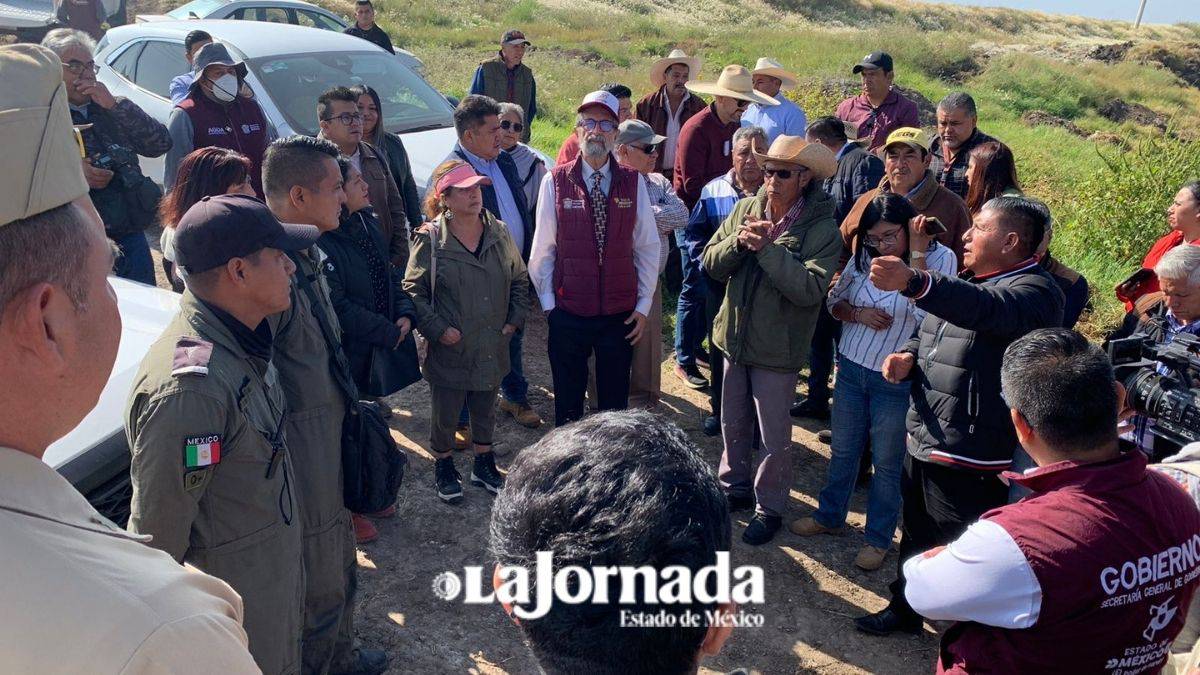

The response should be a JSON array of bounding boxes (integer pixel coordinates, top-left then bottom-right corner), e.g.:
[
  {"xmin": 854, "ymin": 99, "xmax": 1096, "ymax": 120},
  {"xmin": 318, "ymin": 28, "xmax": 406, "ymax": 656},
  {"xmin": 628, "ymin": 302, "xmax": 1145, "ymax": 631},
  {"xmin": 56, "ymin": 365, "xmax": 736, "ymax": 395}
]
[
  {"xmin": 924, "ymin": 319, "xmax": 949, "ymax": 373},
  {"xmin": 967, "ymin": 373, "xmax": 978, "ymax": 435}
]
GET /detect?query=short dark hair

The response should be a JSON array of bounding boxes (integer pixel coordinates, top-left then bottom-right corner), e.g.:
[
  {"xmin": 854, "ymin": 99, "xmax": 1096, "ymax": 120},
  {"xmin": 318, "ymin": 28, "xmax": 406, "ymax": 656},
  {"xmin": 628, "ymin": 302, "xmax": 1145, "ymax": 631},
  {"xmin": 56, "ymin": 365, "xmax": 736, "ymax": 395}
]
[
  {"xmin": 938, "ymin": 91, "xmax": 977, "ymax": 118},
  {"xmin": 318, "ymin": 86, "xmax": 359, "ymax": 122},
  {"xmin": 490, "ymin": 410, "xmax": 731, "ymax": 675},
  {"xmin": 0, "ymin": 203, "xmax": 92, "ymax": 321},
  {"xmin": 184, "ymin": 30, "xmax": 212, "ymax": 55},
  {"xmin": 1001, "ymin": 328, "xmax": 1118, "ymax": 456},
  {"xmin": 262, "ymin": 135, "xmax": 341, "ymax": 201},
  {"xmin": 805, "ymin": 116, "xmax": 849, "ymax": 145},
  {"xmin": 981, "ymin": 195, "xmax": 1047, "ymax": 259},
  {"xmin": 453, "ymin": 94, "xmax": 501, "ymax": 138},
  {"xmin": 853, "ymin": 193, "xmax": 919, "ymax": 273},
  {"xmin": 599, "ymin": 82, "xmax": 632, "ymax": 100},
  {"xmin": 355, "ymin": 0, "xmax": 372, "ymax": 5}
]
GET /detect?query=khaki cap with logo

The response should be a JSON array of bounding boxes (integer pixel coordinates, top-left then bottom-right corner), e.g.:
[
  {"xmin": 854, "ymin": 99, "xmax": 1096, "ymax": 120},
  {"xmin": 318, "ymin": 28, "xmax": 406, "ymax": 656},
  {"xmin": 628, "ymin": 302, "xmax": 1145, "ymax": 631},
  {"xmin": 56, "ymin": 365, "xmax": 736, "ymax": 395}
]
[
  {"xmin": 883, "ymin": 127, "xmax": 932, "ymax": 154},
  {"xmin": 0, "ymin": 44, "xmax": 89, "ymax": 228}
]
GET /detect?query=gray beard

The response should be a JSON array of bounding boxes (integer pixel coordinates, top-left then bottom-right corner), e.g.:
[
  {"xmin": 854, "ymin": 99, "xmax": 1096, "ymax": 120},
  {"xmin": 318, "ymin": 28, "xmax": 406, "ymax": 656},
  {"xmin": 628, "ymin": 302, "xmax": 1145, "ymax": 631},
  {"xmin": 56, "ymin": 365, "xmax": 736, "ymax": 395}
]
[{"xmin": 584, "ymin": 138, "xmax": 610, "ymax": 159}]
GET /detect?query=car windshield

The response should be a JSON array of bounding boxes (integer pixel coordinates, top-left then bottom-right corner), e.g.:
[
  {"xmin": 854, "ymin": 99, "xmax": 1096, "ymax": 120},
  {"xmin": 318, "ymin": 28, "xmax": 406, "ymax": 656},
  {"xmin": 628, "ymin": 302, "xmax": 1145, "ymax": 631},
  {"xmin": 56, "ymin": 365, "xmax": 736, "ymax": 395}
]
[
  {"xmin": 248, "ymin": 51, "xmax": 453, "ymax": 136},
  {"xmin": 166, "ymin": 0, "xmax": 227, "ymax": 18}
]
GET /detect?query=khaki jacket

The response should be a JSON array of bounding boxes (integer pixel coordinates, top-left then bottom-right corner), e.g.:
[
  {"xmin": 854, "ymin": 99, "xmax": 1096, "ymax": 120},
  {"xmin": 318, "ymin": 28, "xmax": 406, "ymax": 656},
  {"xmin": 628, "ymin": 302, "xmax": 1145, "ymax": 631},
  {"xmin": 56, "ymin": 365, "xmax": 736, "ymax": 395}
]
[
  {"xmin": 403, "ymin": 211, "xmax": 529, "ymax": 390},
  {"xmin": 702, "ymin": 190, "xmax": 842, "ymax": 372},
  {"xmin": 126, "ymin": 291, "xmax": 304, "ymax": 675},
  {"xmin": 0, "ymin": 447, "xmax": 259, "ymax": 674}
]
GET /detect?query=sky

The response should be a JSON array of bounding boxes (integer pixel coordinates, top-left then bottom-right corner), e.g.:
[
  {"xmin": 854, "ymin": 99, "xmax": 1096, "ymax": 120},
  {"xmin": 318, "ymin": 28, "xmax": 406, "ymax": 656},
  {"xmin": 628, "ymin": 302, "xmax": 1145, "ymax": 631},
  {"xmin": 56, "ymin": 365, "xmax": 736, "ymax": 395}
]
[{"xmin": 921, "ymin": 0, "xmax": 1199, "ymax": 25}]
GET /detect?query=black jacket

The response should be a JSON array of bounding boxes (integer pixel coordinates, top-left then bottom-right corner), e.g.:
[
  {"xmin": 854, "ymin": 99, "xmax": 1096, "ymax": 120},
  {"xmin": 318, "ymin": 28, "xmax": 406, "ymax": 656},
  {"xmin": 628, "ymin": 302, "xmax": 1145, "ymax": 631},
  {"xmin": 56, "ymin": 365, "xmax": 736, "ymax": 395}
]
[
  {"xmin": 319, "ymin": 211, "xmax": 419, "ymax": 390},
  {"xmin": 902, "ymin": 260, "xmax": 1064, "ymax": 472},
  {"xmin": 453, "ymin": 148, "xmax": 533, "ymax": 261},
  {"xmin": 823, "ymin": 144, "xmax": 884, "ymax": 225},
  {"xmin": 377, "ymin": 131, "xmax": 423, "ymax": 230}
]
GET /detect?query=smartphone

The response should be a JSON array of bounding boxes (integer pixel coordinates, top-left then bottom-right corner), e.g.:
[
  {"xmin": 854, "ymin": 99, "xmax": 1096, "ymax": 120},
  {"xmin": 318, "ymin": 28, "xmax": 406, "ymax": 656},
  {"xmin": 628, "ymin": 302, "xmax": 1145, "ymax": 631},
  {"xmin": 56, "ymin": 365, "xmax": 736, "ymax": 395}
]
[
  {"xmin": 1115, "ymin": 268, "xmax": 1156, "ymax": 303},
  {"xmin": 923, "ymin": 217, "xmax": 948, "ymax": 236}
]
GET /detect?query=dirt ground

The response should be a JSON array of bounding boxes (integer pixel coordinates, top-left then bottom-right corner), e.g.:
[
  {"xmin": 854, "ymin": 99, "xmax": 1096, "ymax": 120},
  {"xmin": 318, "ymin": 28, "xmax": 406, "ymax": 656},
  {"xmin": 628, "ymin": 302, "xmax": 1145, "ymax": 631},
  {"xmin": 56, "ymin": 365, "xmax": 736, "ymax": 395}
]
[{"xmin": 355, "ymin": 313, "xmax": 942, "ymax": 675}]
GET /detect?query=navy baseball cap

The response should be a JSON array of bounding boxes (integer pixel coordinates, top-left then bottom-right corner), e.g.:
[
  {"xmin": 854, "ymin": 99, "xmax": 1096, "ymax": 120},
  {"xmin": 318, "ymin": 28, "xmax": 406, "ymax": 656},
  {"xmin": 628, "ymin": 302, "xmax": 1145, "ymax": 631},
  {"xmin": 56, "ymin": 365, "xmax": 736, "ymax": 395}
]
[
  {"xmin": 175, "ymin": 194, "xmax": 319, "ymax": 273},
  {"xmin": 853, "ymin": 51, "xmax": 894, "ymax": 74}
]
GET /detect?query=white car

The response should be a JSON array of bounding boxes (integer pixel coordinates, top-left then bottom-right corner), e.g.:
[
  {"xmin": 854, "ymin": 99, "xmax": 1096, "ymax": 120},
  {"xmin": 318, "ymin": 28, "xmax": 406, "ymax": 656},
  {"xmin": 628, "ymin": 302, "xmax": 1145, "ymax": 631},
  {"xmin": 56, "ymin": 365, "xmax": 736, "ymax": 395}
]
[
  {"xmin": 95, "ymin": 19, "xmax": 458, "ymax": 191},
  {"xmin": 46, "ymin": 277, "xmax": 180, "ymax": 524},
  {"xmin": 132, "ymin": 0, "xmax": 427, "ymax": 77}
]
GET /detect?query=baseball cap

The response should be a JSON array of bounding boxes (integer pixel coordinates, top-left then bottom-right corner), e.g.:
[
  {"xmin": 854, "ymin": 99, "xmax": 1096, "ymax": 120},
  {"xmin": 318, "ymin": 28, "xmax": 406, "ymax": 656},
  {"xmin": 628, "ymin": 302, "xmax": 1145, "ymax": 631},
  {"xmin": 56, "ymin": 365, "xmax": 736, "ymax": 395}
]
[
  {"xmin": 615, "ymin": 119, "xmax": 666, "ymax": 146},
  {"xmin": 175, "ymin": 194, "xmax": 320, "ymax": 274},
  {"xmin": 852, "ymin": 51, "xmax": 894, "ymax": 74},
  {"xmin": 883, "ymin": 127, "xmax": 931, "ymax": 155},
  {"xmin": 577, "ymin": 90, "xmax": 620, "ymax": 120},
  {"xmin": 502, "ymin": 29, "xmax": 532, "ymax": 47}
]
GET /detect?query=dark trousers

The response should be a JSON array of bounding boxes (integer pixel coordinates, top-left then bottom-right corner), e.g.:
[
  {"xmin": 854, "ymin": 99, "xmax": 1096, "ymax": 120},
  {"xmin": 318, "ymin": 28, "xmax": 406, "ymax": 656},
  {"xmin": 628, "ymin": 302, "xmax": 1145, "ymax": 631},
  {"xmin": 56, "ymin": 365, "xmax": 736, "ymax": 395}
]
[
  {"xmin": 805, "ymin": 299, "xmax": 841, "ymax": 405},
  {"xmin": 705, "ymin": 280, "xmax": 725, "ymax": 417},
  {"xmin": 887, "ymin": 453, "xmax": 1008, "ymax": 620},
  {"xmin": 548, "ymin": 308, "xmax": 634, "ymax": 426}
]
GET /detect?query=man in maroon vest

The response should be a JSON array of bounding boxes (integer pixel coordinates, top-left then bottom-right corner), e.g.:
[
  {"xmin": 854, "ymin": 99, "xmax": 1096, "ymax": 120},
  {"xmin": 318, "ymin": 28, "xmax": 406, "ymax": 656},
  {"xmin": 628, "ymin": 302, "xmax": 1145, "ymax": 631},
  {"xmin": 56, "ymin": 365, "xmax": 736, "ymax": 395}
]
[
  {"xmin": 904, "ymin": 328, "xmax": 1200, "ymax": 674},
  {"xmin": 165, "ymin": 42, "xmax": 274, "ymax": 197},
  {"xmin": 529, "ymin": 91, "xmax": 662, "ymax": 426}
]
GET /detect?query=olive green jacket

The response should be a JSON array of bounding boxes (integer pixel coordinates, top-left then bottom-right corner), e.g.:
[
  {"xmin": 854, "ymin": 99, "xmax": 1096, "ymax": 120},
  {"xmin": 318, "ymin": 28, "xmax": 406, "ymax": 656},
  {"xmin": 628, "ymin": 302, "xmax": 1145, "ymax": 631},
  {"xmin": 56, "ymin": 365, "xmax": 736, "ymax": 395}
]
[
  {"xmin": 126, "ymin": 291, "xmax": 304, "ymax": 675},
  {"xmin": 403, "ymin": 212, "xmax": 529, "ymax": 390},
  {"xmin": 702, "ymin": 190, "xmax": 842, "ymax": 372}
]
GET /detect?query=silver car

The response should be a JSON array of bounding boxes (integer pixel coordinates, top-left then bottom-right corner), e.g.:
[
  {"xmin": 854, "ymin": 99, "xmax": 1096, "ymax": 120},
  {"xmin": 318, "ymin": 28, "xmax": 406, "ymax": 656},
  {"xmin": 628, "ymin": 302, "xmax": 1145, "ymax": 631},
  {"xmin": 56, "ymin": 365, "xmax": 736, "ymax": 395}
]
[{"xmin": 95, "ymin": 19, "xmax": 458, "ymax": 190}]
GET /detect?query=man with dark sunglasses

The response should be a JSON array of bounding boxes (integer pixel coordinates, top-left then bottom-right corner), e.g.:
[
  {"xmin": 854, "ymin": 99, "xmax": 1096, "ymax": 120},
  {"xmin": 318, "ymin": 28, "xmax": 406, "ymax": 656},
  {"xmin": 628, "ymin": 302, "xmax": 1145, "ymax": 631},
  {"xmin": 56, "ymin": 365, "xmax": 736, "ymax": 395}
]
[
  {"xmin": 529, "ymin": 91, "xmax": 662, "ymax": 426},
  {"xmin": 835, "ymin": 52, "xmax": 919, "ymax": 154}
]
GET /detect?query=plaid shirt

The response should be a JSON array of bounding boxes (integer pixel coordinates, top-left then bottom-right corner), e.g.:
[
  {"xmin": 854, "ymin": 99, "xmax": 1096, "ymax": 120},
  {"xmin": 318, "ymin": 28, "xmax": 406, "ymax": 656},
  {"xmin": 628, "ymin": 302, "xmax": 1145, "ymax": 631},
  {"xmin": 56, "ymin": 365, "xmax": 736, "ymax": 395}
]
[{"xmin": 929, "ymin": 129, "xmax": 996, "ymax": 200}]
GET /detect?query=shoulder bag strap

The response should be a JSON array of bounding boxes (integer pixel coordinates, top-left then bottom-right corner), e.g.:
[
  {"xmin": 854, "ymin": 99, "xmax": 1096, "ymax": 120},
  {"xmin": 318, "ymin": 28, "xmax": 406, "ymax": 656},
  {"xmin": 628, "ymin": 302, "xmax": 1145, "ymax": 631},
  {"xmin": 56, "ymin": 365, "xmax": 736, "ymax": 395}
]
[{"xmin": 289, "ymin": 252, "xmax": 361, "ymax": 402}]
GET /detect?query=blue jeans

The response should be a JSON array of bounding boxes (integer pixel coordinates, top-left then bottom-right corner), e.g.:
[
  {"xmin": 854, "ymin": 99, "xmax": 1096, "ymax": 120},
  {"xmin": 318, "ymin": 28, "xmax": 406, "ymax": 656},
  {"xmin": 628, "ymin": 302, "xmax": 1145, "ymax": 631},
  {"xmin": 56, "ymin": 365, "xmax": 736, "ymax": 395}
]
[
  {"xmin": 814, "ymin": 357, "xmax": 911, "ymax": 549},
  {"xmin": 460, "ymin": 326, "xmax": 527, "ymax": 425},
  {"xmin": 673, "ymin": 228, "xmax": 706, "ymax": 366},
  {"xmin": 113, "ymin": 231, "xmax": 155, "ymax": 285}
]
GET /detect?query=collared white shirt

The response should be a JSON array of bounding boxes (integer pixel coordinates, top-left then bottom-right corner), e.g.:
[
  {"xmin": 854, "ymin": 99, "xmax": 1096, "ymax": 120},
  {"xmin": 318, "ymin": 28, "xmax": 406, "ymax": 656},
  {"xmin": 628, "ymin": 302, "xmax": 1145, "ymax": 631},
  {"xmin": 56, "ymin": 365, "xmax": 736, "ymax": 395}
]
[
  {"xmin": 661, "ymin": 91, "xmax": 692, "ymax": 169},
  {"xmin": 529, "ymin": 158, "xmax": 662, "ymax": 316},
  {"xmin": 453, "ymin": 144, "xmax": 526, "ymax": 254}
]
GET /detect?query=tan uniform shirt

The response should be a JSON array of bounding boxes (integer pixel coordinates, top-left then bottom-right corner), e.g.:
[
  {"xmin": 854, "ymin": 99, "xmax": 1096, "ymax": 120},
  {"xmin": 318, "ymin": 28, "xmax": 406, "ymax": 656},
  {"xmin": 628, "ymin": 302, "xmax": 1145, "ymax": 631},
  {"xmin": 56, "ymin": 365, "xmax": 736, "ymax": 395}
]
[
  {"xmin": 126, "ymin": 292, "xmax": 304, "ymax": 675},
  {"xmin": 0, "ymin": 446, "xmax": 259, "ymax": 674}
]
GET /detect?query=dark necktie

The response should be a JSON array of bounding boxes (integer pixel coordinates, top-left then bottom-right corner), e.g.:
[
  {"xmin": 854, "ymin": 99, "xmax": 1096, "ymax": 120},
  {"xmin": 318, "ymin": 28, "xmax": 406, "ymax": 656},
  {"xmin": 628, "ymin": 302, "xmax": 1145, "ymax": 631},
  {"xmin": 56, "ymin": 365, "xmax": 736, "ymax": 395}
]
[{"xmin": 590, "ymin": 171, "xmax": 608, "ymax": 266}]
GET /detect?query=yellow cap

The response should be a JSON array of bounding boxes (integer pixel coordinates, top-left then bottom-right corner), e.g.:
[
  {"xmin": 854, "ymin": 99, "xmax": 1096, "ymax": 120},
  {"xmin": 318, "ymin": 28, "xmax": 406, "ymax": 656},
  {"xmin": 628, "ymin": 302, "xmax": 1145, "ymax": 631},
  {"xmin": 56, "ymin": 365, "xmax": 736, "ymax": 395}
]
[{"xmin": 883, "ymin": 127, "xmax": 932, "ymax": 154}]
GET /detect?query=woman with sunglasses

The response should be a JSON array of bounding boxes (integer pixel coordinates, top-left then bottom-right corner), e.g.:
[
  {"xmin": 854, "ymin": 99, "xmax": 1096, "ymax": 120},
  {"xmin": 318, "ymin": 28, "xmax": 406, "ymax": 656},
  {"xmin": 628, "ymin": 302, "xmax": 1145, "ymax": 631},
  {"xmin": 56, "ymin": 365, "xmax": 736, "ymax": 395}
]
[
  {"xmin": 791, "ymin": 193, "xmax": 955, "ymax": 571},
  {"xmin": 497, "ymin": 103, "xmax": 547, "ymax": 220},
  {"xmin": 702, "ymin": 135, "xmax": 841, "ymax": 546},
  {"xmin": 350, "ymin": 84, "xmax": 423, "ymax": 231}
]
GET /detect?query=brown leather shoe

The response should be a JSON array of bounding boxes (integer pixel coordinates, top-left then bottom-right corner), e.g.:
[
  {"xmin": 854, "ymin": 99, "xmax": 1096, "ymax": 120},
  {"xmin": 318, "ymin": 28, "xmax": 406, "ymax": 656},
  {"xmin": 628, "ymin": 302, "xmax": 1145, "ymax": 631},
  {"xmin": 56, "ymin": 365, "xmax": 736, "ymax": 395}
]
[
  {"xmin": 789, "ymin": 516, "xmax": 844, "ymax": 536},
  {"xmin": 499, "ymin": 398, "xmax": 543, "ymax": 428},
  {"xmin": 854, "ymin": 545, "xmax": 888, "ymax": 571},
  {"xmin": 364, "ymin": 504, "xmax": 396, "ymax": 519},
  {"xmin": 352, "ymin": 513, "xmax": 379, "ymax": 544}
]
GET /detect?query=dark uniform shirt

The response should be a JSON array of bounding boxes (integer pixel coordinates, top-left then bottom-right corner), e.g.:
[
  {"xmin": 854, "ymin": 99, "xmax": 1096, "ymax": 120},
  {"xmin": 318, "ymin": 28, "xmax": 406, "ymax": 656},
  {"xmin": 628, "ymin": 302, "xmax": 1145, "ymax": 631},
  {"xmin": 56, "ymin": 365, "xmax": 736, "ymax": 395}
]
[{"xmin": 343, "ymin": 23, "xmax": 395, "ymax": 54}]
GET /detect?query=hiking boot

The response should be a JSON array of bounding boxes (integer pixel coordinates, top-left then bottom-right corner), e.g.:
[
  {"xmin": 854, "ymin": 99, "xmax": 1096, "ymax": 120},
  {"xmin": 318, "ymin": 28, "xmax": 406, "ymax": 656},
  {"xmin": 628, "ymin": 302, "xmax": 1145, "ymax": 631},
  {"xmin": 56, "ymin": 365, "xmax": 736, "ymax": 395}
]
[
  {"xmin": 742, "ymin": 514, "xmax": 782, "ymax": 545},
  {"xmin": 789, "ymin": 516, "xmax": 844, "ymax": 536},
  {"xmin": 790, "ymin": 396, "xmax": 831, "ymax": 420},
  {"xmin": 471, "ymin": 452, "xmax": 505, "ymax": 495},
  {"xmin": 434, "ymin": 457, "xmax": 463, "ymax": 504},
  {"xmin": 351, "ymin": 513, "xmax": 379, "ymax": 544},
  {"xmin": 702, "ymin": 414, "xmax": 721, "ymax": 437},
  {"xmin": 726, "ymin": 493, "xmax": 755, "ymax": 513},
  {"xmin": 499, "ymin": 398, "xmax": 543, "ymax": 428},
  {"xmin": 673, "ymin": 362, "xmax": 709, "ymax": 390},
  {"xmin": 854, "ymin": 545, "xmax": 888, "ymax": 571},
  {"xmin": 453, "ymin": 425, "xmax": 471, "ymax": 450}
]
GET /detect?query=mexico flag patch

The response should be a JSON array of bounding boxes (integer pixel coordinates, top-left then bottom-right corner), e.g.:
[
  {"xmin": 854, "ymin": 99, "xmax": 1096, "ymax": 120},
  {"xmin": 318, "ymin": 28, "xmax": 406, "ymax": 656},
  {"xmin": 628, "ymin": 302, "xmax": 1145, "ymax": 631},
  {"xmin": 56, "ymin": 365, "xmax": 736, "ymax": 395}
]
[{"xmin": 184, "ymin": 435, "xmax": 222, "ymax": 468}]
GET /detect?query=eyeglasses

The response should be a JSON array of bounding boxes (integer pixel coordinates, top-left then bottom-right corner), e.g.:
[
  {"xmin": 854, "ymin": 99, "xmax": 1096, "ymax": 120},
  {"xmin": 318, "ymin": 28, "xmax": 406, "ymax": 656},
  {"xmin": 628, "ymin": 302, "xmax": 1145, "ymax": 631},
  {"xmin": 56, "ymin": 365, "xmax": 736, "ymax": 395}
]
[
  {"xmin": 763, "ymin": 167, "xmax": 807, "ymax": 179},
  {"xmin": 500, "ymin": 120, "xmax": 525, "ymax": 133},
  {"xmin": 734, "ymin": 99, "xmax": 751, "ymax": 109},
  {"xmin": 323, "ymin": 112, "xmax": 363, "ymax": 126},
  {"xmin": 862, "ymin": 229, "xmax": 904, "ymax": 248},
  {"xmin": 632, "ymin": 142, "xmax": 660, "ymax": 155},
  {"xmin": 63, "ymin": 60, "xmax": 99, "ymax": 75},
  {"xmin": 578, "ymin": 118, "xmax": 617, "ymax": 133}
]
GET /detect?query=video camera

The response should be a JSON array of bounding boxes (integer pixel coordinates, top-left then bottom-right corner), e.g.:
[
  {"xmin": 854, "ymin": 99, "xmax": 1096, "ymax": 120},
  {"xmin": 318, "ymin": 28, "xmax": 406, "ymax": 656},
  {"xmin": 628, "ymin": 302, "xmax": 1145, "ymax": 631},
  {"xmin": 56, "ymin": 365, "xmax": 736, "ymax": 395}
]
[{"xmin": 1106, "ymin": 331, "xmax": 1200, "ymax": 448}]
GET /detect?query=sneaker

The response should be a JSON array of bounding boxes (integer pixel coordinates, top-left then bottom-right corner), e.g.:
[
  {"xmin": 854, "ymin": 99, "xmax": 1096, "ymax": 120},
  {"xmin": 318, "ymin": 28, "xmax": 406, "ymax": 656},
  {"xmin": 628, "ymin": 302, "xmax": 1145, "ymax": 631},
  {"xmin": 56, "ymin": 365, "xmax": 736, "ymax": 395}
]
[
  {"xmin": 726, "ymin": 493, "xmax": 755, "ymax": 512},
  {"xmin": 790, "ymin": 396, "xmax": 831, "ymax": 420},
  {"xmin": 435, "ymin": 457, "xmax": 463, "ymax": 504},
  {"xmin": 499, "ymin": 398, "xmax": 543, "ymax": 428},
  {"xmin": 673, "ymin": 362, "xmax": 709, "ymax": 390},
  {"xmin": 817, "ymin": 429, "xmax": 832, "ymax": 444},
  {"xmin": 702, "ymin": 414, "xmax": 721, "ymax": 437},
  {"xmin": 789, "ymin": 516, "xmax": 844, "ymax": 536},
  {"xmin": 854, "ymin": 545, "xmax": 888, "ymax": 571},
  {"xmin": 742, "ymin": 514, "xmax": 782, "ymax": 545},
  {"xmin": 471, "ymin": 452, "xmax": 505, "ymax": 494},
  {"xmin": 453, "ymin": 425, "xmax": 471, "ymax": 451},
  {"xmin": 351, "ymin": 513, "xmax": 379, "ymax": 544}
]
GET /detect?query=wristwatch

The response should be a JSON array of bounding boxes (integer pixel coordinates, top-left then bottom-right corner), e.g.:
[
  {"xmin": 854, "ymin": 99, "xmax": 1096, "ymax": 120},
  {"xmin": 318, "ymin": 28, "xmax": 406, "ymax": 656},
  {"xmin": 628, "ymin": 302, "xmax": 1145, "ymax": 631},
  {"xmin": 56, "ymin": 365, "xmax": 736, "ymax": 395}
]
[
  {"xmin": 901, "ymin": 268, "xmax": 926, "ymax": 298},
  {"xmin": 910, "ymin": 250, "xmax": 926, "ymax": 260}
]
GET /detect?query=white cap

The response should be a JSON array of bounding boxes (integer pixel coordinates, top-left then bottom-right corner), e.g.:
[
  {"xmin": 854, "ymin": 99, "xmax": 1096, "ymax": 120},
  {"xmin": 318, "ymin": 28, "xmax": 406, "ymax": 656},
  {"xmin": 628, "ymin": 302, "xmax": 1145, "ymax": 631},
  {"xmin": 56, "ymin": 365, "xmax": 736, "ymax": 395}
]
[{"xmin": 576, "ymin": 90, "xmax": 619, "ymax": 120}]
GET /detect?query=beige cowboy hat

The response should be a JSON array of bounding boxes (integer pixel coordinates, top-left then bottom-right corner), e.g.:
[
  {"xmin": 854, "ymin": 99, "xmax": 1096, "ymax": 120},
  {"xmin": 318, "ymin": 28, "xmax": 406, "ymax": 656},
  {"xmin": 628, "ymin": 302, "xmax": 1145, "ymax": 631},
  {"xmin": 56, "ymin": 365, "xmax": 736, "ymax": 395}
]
[
  {"xmin": 649, "ymin": 48, "xmax": 702, "ymax": 88},
  {"xmin": 751, "ymin": 57, "xmax": 798, "ymax": 90},
  {"xmin": 752, "ymin": 134, "xmax": 837, "ymax": 180},
  {"xmin": 685, "ymin": 65, "xmax": 779, "ymax": 106}
]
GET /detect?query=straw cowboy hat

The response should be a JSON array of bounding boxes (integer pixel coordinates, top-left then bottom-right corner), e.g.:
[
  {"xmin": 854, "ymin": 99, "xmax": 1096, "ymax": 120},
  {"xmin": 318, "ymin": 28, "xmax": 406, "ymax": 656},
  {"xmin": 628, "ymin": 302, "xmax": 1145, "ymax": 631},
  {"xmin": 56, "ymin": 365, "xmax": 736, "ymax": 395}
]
[
  {"xmin": 649, "ymin": 48, "xmax": 702, "ymax": 88},
  {"xmin": 752, "ymin": 134, "xmax": 837, "ymax": 180},
  {"xmin": 685, "ymin": 65, "xmax": 779, "ymax": 106},
  {"xmin": 751, "ymin": 57, "xmax": 798, "ymax": 90}
]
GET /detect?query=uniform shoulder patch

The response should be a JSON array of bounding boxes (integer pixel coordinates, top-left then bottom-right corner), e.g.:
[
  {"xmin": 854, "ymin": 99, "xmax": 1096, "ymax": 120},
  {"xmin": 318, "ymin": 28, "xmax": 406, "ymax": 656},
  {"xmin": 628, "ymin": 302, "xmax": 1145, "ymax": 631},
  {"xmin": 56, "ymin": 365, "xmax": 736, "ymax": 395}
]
[
  {"xmin": 184, "ymin": 434, "xmax": 222, "ymax": 468},
  {"xmin": 172, "ymin": 336, "xmax": 214, "ymax": 377}
]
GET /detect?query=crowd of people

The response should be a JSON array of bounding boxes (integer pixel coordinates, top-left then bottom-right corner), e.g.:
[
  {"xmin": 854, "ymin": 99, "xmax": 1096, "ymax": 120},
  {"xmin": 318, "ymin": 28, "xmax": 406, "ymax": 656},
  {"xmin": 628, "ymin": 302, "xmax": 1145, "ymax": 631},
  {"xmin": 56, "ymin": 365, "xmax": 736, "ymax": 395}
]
[{"xmin": 2, "ymin": 13, "xmax": 1200, "ymax": 675}]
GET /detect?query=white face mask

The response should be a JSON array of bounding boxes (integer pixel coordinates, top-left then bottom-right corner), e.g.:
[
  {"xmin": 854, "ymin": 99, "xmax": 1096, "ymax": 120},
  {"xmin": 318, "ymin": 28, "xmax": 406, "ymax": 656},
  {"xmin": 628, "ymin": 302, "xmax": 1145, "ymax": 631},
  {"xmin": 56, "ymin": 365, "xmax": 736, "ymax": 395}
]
[{"xmin": 210, "ymin": 74, "xmax": 238, "ymax": 103}]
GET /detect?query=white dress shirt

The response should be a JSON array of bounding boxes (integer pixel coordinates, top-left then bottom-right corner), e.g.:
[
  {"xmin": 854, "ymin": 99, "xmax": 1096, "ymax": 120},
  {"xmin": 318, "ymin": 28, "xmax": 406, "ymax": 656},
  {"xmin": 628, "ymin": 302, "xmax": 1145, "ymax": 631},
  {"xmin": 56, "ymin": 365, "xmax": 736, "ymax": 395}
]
[
  {"xmin": 661, "ymin": 91, "xmax": 691, "ymax": 169},
  {"xmin": 530, "ymin": 157, "xmax": 662, "ymax": 316}
]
